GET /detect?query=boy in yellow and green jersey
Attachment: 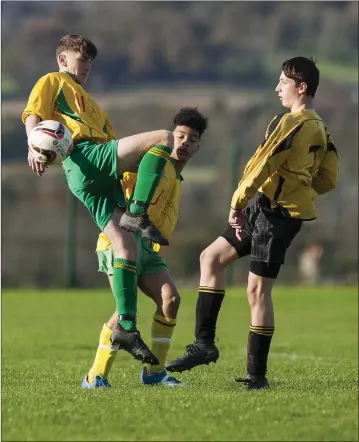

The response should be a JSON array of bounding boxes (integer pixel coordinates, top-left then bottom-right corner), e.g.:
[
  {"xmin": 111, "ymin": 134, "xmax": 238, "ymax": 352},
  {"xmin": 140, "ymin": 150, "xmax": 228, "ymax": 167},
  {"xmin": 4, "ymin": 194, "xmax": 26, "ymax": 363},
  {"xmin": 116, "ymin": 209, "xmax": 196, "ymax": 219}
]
[
  {"xmin": 166, "ymin": 57, "xmax": 339, "ymax": 390},
  {"xmin": 22, "ymin": 34, "xmax": 178, "ymax": 365},
  {"xmin": 82, "ymin": 107, "xmax": 208, "ymax": 388}
]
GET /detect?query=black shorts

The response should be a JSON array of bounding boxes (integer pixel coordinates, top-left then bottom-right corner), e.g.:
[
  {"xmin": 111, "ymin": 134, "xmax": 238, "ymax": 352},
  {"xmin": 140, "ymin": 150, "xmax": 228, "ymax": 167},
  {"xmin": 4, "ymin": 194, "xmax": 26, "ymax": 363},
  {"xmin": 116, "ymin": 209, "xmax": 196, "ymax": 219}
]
[{"xmin": 221, "ymin": 194, "xmax": 302, "ymax": 278}]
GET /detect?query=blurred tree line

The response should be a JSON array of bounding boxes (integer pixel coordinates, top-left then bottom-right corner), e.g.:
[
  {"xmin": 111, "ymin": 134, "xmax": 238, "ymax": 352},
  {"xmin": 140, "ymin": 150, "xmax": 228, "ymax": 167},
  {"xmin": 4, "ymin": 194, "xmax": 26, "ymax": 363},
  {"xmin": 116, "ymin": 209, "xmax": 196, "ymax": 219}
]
[
  {"xmin": 2, "ymin": 1, "xmax": 358, "ymax": 97},
  {"xmin": 2, "ymin": 1, "xmax": 358, "ymax": 287}
]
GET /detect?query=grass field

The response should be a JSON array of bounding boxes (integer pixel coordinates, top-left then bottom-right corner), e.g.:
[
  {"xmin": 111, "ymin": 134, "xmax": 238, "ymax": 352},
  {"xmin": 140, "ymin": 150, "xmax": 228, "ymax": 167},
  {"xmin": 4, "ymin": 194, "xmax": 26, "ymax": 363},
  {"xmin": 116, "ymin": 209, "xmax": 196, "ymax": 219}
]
[{"xmin": 2, "ymin": 286, "xmax": 358, "ymax": 441}]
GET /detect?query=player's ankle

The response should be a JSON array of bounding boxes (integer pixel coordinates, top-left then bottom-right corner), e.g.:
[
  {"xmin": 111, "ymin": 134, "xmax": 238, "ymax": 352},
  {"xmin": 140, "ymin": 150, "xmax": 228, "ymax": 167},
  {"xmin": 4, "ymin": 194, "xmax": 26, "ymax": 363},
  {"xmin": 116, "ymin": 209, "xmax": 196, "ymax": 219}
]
[
  {"xmin": 195, "ymin": 338, "xmax": 215, "ymax": 346},
  {"xmin": 129, "ymin": 201, "xmax": 148, "ymax": 216}
]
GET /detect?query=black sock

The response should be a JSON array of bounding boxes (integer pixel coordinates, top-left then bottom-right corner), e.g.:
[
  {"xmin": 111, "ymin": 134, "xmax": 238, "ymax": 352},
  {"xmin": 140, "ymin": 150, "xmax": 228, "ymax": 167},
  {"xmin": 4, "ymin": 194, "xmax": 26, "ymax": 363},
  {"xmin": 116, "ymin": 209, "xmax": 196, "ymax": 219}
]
[
  {"xmin": 247, "ymin": 325, "xmax": 275, "ymax": 377},
  {"xmin": 195, "ymin": 287, "xmax": 225, "ymax": 343}
]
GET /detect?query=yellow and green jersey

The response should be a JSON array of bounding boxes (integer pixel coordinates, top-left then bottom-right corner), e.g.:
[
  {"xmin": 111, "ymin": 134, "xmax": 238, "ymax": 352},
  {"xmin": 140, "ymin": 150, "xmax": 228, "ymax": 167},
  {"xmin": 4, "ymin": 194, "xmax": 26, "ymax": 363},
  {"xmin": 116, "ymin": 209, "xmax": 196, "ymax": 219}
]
[
  {"xmin": 96, "ymin": 160, "xmax": 183, "ymax": 253},
  {"xmin": 231, "ymin": 109, "xmax": 339, "ymax": 220},
  {"xmin": 22, "ymin": 72, "xmax": 116, "ymax": 144}
]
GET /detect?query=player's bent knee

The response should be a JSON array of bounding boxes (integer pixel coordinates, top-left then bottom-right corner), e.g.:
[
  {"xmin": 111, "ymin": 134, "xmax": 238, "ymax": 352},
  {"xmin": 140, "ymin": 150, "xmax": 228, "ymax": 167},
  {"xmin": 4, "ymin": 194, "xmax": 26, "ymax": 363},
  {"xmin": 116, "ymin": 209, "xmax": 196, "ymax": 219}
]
[
  {"xmin": 247, "ymin": 283, "xmax": 266, "ymax": 308},
  {"xmin": 162, "ymin": 289, "xmax": 180, "ymax": 315},
  {"xmin": 200, "ymin": 248, "xmax": 224, "ymax": 271}
]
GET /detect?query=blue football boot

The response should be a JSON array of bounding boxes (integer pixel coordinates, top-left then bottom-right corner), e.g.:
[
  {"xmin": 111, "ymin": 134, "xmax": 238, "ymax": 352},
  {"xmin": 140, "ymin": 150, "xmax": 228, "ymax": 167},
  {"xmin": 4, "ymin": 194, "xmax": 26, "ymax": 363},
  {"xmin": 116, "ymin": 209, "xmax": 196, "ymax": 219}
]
[
  {"xmin": 81, "ymin": 375, "xmax": 111, "ymax": 389},
  {"xmin": 140, "ymin": 368, "xmax": 184, "ymax": 386}
]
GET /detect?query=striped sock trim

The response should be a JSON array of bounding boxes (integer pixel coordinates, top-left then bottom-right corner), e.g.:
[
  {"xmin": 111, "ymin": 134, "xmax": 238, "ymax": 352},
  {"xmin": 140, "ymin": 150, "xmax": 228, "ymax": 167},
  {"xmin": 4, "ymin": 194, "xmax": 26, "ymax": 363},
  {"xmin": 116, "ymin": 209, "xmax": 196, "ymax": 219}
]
[
  {"xmin": 113, "ymin": 263, "xmax": 136, "ymax": 272},
  {"xmin": 153, "ymin": 317, "xmax": 176, "ymax": 327},
  {"xmin": 98, "ymin": 344, "xmax": 119, "ymax": 351},
  {"xmin": 199, "ymin": 286, "xmax": 225, "ymax": 295},
  {"xmin": 250, "ymin": 325, "xmax": 275, "ymax": 336},
  {"xmin": 113, "ymin": 258, "xmax": 137, "ymax": 273},
  {"xmin": 151, "ymin": 337, "xmax": 172, "ymax": 343}
]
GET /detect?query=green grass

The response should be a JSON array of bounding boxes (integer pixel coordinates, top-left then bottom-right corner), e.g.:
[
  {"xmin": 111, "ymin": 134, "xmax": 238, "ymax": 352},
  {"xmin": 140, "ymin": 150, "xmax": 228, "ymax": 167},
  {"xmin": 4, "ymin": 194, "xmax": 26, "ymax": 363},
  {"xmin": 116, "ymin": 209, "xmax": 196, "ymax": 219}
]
[{"xmin": 2, "ymin": 286, "xmax": 358, "ymax": 441}]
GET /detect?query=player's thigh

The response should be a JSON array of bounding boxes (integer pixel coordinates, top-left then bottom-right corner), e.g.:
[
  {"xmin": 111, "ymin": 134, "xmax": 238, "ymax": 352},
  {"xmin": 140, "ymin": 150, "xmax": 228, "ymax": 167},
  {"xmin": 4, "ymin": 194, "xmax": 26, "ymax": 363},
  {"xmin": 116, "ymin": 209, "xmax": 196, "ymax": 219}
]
[
  {"xmin": 138, "ymin": 264, "xmax": 178, "ymax": 308},
  {"xmin": 251, "ymin": 209, "xmax": 302, "ymax": 266},
  {"xmin": 66, "ymin": 140, "xmax": 120, "ymax": 179},
  {"xmin": 116, "ymin": 130, "xmax": 174, "ymax": 174},
  {"xmin": 64, "ymin": 154, "xmax": 126, "ymax": 232},
  {"xmin": 103, "ymin": 208, "xmax": 138, "ymax": 260},
  {"xmin": 204, "ymin": 219, "xmax": 252, "ymax": 267},
  {"xmin": 200, "ymin": 236, "xmax": 240, "ymax": 271}
]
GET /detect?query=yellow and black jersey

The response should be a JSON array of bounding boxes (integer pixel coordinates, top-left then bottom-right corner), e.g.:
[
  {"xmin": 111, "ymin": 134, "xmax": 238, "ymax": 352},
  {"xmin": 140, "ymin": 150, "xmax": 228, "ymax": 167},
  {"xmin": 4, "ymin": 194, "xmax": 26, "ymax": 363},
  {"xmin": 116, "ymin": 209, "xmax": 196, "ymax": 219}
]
[
  {"xmin": 22, "ymin": 72, "xmax": 116, "ymax": 144},
  {"xmin": 231, "ymin": 109, "xmax": 339, "ymax": 220},
  {"xmin": 96, "ymin": 159, "xmax": 183, "ymax": 253}
]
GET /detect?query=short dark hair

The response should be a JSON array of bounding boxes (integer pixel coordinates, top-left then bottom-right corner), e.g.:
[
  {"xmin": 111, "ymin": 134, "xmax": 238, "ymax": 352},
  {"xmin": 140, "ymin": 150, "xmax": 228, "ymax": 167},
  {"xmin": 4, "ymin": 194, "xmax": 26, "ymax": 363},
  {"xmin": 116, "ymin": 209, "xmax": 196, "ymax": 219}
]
[
  {"xmin": 172, "ymin": 107, "xmax": 208, "ymax": 138},
  {"xmin": 282, "ymin": 57, "xmax": 320, "ymax": 97},
  {"xmin": 56, "ymin": 34, "xmax": 97, "ymax": 60}
]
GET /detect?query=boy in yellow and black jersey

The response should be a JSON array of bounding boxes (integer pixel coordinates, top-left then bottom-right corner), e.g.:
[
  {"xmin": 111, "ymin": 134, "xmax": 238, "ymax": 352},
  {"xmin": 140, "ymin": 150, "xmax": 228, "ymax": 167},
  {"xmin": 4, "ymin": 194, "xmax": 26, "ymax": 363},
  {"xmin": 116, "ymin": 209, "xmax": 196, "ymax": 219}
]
[
  {"xmin": 82, "ymin": 107, "xmax": 208, "ymax": 388},
  {"xmin": 166, "ymin": 57, "xmax": 339, "ymax": 389}
]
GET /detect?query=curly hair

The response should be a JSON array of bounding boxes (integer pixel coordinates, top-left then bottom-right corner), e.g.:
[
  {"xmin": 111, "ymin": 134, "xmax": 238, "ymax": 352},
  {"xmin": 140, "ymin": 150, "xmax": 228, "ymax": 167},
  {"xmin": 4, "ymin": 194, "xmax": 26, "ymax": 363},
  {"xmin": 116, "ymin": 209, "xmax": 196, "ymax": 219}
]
[{"xmin": 172, "ymin": 107, "xmax": 208, "ymax": 138}]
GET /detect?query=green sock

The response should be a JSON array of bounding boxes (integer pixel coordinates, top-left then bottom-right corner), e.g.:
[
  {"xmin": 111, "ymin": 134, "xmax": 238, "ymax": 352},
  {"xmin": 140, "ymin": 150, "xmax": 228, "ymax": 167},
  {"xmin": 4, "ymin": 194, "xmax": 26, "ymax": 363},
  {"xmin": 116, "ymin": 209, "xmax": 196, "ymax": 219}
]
[
  {"xmin": 113, "ymin": 258, "xmax": 137, "ymax": 332},
  {"xmin": 130, "ymin": 144, "xmax": 172, "ymax": 216}
]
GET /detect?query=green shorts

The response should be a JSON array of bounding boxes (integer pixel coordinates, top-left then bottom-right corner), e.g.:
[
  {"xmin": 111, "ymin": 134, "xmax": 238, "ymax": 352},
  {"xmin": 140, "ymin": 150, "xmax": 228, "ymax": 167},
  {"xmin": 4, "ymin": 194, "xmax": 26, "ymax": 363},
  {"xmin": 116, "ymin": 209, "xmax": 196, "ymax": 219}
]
[
  {"xmin": 63, "ymin": 139, "xmax": 126, "ymax": 230},
  {"xmin": 97, "ymin": 233, "xmax": 168, "ymax": 277}
]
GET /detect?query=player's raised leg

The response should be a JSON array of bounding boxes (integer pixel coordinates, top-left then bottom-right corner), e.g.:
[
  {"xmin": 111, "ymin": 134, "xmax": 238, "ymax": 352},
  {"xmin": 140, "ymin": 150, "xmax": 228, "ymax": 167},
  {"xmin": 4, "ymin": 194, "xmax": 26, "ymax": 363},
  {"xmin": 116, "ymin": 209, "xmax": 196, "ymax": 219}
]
[
  {"xmin": 103, "ymin": 208, "xmax": 159, "ymax": 366},
  {"xmin": 115, "ymin": 130, "xmax": 175, "ymax": 245},
  {"xmin": 137, "ymin": 272, "xmax": 183, "ymax": 386},
  {"xmin": 165, "ymin": 236, "xmax": 239, "ymax": 373}
]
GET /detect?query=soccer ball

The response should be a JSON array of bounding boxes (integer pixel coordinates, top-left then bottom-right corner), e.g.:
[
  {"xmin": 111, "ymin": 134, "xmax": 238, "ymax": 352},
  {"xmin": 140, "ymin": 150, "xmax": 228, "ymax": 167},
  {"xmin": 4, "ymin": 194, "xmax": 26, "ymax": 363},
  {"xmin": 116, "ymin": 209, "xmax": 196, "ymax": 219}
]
[{"xmin": 28, "ymin": 120, "xmax": 73, "ymax": 165}]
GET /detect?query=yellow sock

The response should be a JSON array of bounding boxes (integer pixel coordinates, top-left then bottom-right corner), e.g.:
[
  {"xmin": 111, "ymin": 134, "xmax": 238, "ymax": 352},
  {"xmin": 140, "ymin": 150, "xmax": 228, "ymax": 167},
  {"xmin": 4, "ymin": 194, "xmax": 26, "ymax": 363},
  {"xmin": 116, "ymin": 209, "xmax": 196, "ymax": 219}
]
[
  {"xmin": 146, "ymin": 314, "xmax": 176, "ymax": 374},
  {"xmin": 88, "ymin": 324, "xmax": 118, "ymax": 383}
]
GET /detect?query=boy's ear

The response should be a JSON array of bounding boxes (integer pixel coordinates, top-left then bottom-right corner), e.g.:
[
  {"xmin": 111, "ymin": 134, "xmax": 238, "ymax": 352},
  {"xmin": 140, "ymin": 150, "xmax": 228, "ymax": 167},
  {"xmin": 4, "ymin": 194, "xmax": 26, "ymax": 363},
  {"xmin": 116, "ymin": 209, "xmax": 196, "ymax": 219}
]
[
  {"xmin": 298, "ymin": 81, "xmax": 308, "ymax": 95},
  {"xmin": 58, "ymin": 54, "xmax": 67, "ymax": 67}
]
